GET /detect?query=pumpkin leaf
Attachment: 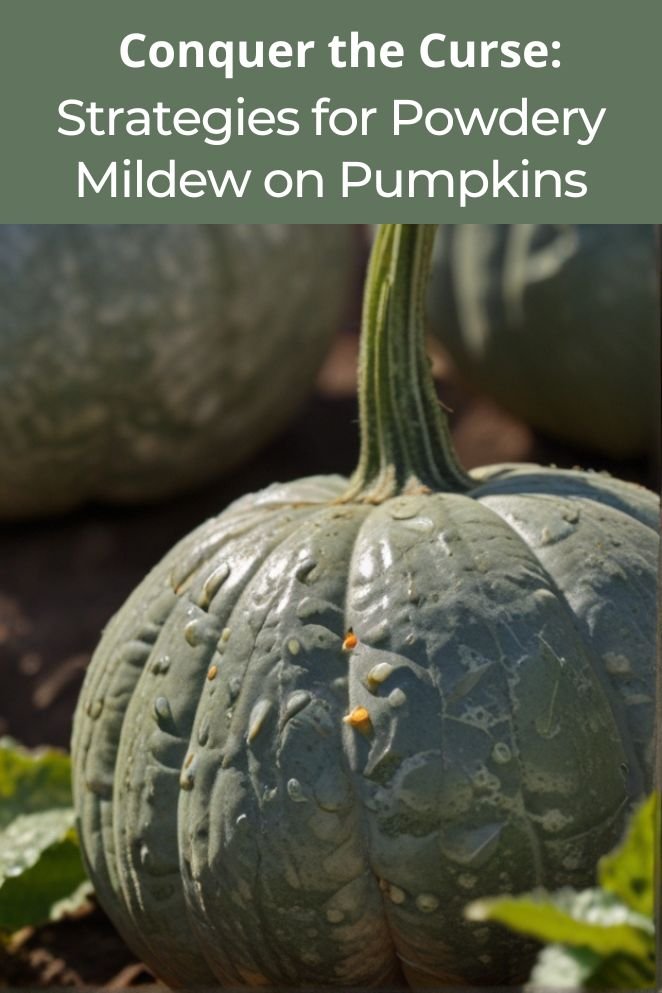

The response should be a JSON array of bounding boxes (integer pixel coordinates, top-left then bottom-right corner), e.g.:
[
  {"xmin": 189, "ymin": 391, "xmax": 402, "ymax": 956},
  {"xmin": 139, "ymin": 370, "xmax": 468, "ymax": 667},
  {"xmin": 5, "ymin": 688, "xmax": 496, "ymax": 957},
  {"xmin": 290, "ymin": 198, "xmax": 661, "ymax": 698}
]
[
  {"xmin": 0, "ymin": 737, "xmax": 73, "ymax": 826},
  {"xmin": 467, "ymin": 887, "xmax": 653, "ymax": 958},
  {"xmin": 527, "ymin": 944, "xmax": 601, "ymax": 989},
  {"xmin": 528, "ymin": 943, "xmax": 654, "ymax": 991},
  {"xmin": 598, "ymin": 793, "xmax": 657, "ymax": 917},
  {"xmin": 0, "ymin": 740, "xmax": 90, "ymax": 935}
]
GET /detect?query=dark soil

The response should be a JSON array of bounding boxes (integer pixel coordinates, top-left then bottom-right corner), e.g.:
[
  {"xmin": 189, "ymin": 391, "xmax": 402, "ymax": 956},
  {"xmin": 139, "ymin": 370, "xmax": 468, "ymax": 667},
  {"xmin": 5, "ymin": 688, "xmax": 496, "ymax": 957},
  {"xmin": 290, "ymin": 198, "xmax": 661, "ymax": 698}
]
[
  {"xmin": 0, "ymin": 332, "xmax": 657, "ymax": 990},
  {"xmin": 1, "ymin": 905, "xmax": 157, "ymax": 990}
]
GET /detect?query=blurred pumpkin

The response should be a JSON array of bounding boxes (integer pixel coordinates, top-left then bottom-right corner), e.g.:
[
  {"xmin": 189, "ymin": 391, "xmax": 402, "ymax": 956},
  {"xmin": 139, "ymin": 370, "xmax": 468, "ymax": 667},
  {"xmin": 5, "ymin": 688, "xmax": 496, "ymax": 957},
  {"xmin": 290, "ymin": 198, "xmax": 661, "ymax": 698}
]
[
  {"xmin": 0, "ymin": 224, "xmax": 356, "ymax": 518},
  {"xmin": 428, "ymin": 224, "xmax": 659, "ymax": 458}
]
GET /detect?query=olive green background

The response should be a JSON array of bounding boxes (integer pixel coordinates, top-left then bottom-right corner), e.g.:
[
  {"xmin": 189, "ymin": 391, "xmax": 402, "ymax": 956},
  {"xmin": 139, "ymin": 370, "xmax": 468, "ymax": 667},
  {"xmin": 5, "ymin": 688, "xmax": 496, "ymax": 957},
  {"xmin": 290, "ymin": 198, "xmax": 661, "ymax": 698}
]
[{"xmin": 0, "ymin": 0, "xmax": 660, "ymax": 221}]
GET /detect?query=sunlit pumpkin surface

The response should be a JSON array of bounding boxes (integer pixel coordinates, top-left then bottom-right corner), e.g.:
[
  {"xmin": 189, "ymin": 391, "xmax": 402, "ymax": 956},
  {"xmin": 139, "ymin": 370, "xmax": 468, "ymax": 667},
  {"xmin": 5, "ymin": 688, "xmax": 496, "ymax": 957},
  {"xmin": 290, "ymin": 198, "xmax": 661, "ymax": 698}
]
[{"xmin": 72, "ymin": 226, "xmax": 658, "ymax": 988}]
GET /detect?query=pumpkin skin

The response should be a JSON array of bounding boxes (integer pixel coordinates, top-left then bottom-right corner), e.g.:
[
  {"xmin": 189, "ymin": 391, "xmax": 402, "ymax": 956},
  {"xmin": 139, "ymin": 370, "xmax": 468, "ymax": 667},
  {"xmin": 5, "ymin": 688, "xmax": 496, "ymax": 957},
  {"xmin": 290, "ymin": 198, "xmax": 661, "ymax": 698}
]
[
  {"xmin": 428, "ymin": 224, "xmax": 659, "ymax": 457},
  {"xmin": 71, "ymin": 227, "xmax": 658, "ymax": 988},
  {"xmin": 0, "ymin": 224, "xmax": 355, "ymax": 519},
  {"xmin": 72, "ymin": 476, "xmax": 658, "ymax": 988}
]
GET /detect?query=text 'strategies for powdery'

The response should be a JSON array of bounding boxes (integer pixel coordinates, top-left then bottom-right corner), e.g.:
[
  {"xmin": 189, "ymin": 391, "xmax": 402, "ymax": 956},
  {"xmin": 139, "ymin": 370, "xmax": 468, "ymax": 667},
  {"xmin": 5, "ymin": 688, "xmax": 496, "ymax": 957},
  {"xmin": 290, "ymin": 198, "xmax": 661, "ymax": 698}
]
[{"xmin": 57, "ymin": 31, "xmax": 608, "ymax": 203}]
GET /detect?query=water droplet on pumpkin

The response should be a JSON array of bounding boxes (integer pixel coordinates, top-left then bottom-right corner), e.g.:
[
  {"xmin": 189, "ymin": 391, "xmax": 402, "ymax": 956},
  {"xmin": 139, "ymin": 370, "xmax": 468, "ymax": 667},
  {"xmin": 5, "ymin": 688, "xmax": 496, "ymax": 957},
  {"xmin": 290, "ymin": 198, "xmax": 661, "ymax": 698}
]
[
  {"xmin": 367, "ymin": 662, "xmax": 395, "ymax": 688},
  {"xmin": 86, "ymin": 699, "xmax": 104, "ymax": 720},
  {"xmin": 247, "ymin": 699, "xmax": 273, "ymax": 743},
  {"xmin": 287, "ymin": 778, "xmax": 308, "ymax": 803},
  {"xmin": 184, "ymin": 621, "xmax": 202, "ymax": 647},
  {"xmin": 179, "ymin": 756, "xmax": 196, "ymax": 791},
  {"xmin": 492, "ymin": 742, "xmax": 512, "ymax": 765},
  {"xmin": 154, "ymin": 696, "xmax": 172, "ymax": 724},
  {"xmin": 388, "ymin": 688, "xmax": 407, "ymax": 708},
  {"xmin": 415, "ymin": 893, "xmax": 439, "ymax": 913},
  {"xmin": 196, "ymin": 562, "xmax": 230, "ymax": 610},
  {"xmin": 295, "ymin": 559, "xmax": 317, "ymax": 583},
  {"xmin": 388, "ymin": 884, "xmax": 406, "ymax": 904},
  {"xmin": 388, "ymin": 500, "xmax": 422, "ymax": 520},
  {"xmin": 283, "ymin": 690, "xmax": 311, "ymax": 722},
  {"xmin": 152, "ymin": 655, "xmax": 171, "ymax": 675},
  {"xmin": 325, "ymin": 908, "xmax": 344, "ymax": 923}
]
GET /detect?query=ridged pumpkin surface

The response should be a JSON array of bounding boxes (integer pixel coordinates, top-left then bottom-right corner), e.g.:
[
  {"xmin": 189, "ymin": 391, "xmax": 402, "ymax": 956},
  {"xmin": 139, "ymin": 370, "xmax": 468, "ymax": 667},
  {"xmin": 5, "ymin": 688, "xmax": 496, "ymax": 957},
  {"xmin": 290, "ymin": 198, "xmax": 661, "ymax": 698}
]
[
  {"xmin": 0, "ymin": 224, "xmax": 355, "ymax": 518},
  {"xmin": 72, "ymin": 227, "xmax": 658, "ymax": 988},
  {"xmin": 428, "ymin": 224, "xmax": 659, "ymax": 457}
]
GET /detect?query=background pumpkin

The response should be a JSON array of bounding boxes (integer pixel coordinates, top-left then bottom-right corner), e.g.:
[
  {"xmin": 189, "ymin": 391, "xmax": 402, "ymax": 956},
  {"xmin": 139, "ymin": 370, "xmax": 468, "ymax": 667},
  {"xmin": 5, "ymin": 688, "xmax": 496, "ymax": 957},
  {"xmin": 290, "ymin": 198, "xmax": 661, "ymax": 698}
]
[
  {"xmin": 428, "ymin": 224, "xmax": 659, "ymax": 458},
  {"xmin": 72, "ymin": 225, "xmax": 658, "ymax": 989},
  {"xmin": 0, "ymin": 224, "xmax": 356, "ymax": 519}
]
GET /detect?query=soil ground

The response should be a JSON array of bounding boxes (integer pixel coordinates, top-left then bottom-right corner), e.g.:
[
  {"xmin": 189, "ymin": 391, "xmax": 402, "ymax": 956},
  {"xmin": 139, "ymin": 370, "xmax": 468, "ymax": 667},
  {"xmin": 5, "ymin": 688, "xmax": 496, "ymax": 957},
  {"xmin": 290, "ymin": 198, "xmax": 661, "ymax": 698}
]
[{"xmin": 0, "ymin": 332, "xmax": 657, "ymax": 989}]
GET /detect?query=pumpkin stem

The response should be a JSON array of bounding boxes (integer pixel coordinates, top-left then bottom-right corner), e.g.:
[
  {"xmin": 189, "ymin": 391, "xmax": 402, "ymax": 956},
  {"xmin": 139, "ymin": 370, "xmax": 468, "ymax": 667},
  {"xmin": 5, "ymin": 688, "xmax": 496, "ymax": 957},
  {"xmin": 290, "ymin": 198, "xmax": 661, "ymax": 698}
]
[{"xmin": 343, "ymin": 224, "xmax": 472, "ymax": 502}]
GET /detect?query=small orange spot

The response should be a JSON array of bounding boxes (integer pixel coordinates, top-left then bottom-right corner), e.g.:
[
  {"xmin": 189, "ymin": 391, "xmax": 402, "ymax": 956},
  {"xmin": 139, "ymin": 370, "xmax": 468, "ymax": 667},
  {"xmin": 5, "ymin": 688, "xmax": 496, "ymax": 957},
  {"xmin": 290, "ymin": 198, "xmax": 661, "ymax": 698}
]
[
  {"xmin": 343, "ymin": 706, "xmax": 372, "ymax": 733},
  {"xmin": 207, "ymin": 664, "xmax": 218, "ymax": 681},
  {"xmin": 342, "ymin": 628, "xmax": 358, "ymax": 651}
]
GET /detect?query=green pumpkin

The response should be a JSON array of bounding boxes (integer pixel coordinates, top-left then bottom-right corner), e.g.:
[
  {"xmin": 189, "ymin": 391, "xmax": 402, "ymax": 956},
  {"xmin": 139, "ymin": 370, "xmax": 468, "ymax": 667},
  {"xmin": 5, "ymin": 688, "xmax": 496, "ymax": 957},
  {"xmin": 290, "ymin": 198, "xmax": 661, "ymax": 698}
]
[
  {"xmin": 428, "ymin": 224, "xmax": 659, "ymax": 458},
  {"xmin": 72, "ymin": 226, "xmax": 658, "ymax": 988},
  {"xmin": 0, "ymin": 224, "xmax": 355, "ymax": 519}
]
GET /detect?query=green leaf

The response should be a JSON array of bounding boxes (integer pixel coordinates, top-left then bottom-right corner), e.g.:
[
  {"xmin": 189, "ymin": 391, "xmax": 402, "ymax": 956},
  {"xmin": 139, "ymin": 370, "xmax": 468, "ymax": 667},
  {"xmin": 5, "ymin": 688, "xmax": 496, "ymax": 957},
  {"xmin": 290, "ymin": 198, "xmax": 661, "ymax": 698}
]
[
  {"xmin": 598, "ymin": 794, "xmax": 657, "ymax": 917},
  {"xmin": 50, "ymin": 877, "xmax": 94, "ymax": 923},
  {"xmin": 466, "ymin": 887, "xmax": 653, "ymax": 959},
  {"xmin": 0, "ymin": 811, "xmax": 90, "ymax": 932},
  {"xmin": 0, "ymin": 810, "xmax": 89, "ymax": 932},
  {"xmin": 587, "ymin": 951, "xmax": 656, "ymax": 990},
  {"xmin": 0, "ymin": 738, "xmax": 72, "ymax": 828},
  {"xmin": 0, "ymin": 740, "xmax": 90, "ymax": 934},
  {"xmin": 527, "ymin": 944, "xmax": 655, "ymax": 992},
  {"xmin": 527, "ymin": 944, "xmax": 602, "ymax": 989}
]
